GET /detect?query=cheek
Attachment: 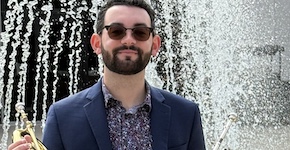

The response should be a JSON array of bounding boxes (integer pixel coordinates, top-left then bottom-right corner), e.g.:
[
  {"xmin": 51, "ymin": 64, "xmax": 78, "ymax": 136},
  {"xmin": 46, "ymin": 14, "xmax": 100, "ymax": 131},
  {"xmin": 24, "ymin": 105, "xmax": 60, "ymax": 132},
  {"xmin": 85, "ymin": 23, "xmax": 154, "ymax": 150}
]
[
  {"xmin": 143, "ymin": 42, "xmax": 154, "ymax": 54},
  {"xmin": 101, "ymin": 36, "xmax": 116, "ymax": 51}
]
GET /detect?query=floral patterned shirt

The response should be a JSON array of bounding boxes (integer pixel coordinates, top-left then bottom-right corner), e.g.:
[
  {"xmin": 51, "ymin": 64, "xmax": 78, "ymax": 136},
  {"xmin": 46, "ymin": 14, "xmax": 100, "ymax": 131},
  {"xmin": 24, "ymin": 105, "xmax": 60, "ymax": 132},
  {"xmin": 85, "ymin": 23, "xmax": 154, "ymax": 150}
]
[{"xmin": 102, "ymin": 81, "xmax": 152, "ymax": 150}]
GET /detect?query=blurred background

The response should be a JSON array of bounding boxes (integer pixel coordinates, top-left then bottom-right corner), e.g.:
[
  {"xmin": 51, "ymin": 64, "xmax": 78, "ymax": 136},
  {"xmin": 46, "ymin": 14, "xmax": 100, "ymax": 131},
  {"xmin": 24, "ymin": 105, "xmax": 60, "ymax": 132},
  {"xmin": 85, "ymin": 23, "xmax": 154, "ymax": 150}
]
[{"xmin": 0, "ymin": 0, "xmax": 289, "ymax": 149}]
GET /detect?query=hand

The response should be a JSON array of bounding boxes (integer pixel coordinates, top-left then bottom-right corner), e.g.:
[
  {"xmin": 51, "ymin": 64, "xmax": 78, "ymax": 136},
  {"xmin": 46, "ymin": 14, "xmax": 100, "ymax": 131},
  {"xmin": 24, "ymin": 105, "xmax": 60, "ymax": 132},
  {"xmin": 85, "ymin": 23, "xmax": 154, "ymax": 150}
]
[{"xmin": 8, "ymin": 135, "xmax": 32, "ymax": 150}]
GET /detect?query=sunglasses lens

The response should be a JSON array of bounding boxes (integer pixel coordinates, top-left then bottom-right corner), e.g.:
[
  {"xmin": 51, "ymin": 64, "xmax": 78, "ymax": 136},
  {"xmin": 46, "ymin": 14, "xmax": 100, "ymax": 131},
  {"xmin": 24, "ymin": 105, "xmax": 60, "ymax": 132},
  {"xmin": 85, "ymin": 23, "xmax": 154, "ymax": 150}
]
[
  {"xmin": 133, "ymin": 27, "xmax": 151, "ymax": 41},
  {"xmin": 108, "ymin": 25, "xmax": 126, "ymax": 40},
  {"xmin": 106, "ymin": 25, "xmax": 152, "ymax": 41}
]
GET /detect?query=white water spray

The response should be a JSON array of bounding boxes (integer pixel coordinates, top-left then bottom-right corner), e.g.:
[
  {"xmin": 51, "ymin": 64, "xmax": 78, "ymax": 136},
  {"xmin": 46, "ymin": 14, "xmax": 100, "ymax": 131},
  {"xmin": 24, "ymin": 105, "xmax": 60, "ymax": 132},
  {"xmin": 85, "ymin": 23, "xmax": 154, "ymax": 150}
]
[{"xmin": 0, "ymin": 0, "xmax": 289, "ymax": 149}]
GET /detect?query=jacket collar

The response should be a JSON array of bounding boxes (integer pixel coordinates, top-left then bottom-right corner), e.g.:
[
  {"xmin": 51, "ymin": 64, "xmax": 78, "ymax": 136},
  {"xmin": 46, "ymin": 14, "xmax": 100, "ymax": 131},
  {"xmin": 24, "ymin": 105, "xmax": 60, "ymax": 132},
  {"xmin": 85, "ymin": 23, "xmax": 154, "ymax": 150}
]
[
  {"xmin": 83, "ymin": 80, "xmax": 171, "ymax": 150},
  {"xmin": 84, "ymin": 80, "xmax": 113, "ymax": 149},
  {"xmin": 150, "ymin": 86, "xmax": 171, "ymax": 149}
]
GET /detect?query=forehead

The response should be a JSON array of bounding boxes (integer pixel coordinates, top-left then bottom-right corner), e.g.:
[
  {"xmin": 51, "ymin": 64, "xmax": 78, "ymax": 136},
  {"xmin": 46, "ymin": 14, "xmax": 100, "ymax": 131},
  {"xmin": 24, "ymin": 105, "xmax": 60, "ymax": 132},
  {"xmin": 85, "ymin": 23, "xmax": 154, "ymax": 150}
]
[{"xmin": 104, "ymin": 5, "xmax": 151, "ymax": 27}]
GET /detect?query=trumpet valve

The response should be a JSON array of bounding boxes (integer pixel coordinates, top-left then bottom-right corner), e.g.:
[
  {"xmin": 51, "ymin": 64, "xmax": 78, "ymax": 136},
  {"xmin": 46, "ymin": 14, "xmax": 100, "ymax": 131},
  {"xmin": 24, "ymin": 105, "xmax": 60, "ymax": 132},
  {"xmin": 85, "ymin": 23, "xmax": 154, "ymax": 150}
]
[{"xmin": 228, "ymin": 113, "xmax": 238, "ymax": 122}]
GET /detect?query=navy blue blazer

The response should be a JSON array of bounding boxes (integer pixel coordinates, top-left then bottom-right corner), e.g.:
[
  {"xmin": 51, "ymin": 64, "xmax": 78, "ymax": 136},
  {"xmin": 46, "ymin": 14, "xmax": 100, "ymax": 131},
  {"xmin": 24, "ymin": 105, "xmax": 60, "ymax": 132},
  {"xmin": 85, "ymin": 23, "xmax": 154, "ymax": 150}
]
[{"xmin": 43, "ymin": 80, "xmax": 206, "ymax": 150}]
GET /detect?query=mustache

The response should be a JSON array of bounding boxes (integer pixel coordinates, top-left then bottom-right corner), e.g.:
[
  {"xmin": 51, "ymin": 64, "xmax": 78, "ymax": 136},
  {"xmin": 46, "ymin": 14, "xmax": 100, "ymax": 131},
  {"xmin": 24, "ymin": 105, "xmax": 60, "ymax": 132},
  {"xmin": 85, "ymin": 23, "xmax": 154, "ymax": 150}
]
[{"xmin": 113, "ymin": 45, "xmax": 141, "ymax": 54}]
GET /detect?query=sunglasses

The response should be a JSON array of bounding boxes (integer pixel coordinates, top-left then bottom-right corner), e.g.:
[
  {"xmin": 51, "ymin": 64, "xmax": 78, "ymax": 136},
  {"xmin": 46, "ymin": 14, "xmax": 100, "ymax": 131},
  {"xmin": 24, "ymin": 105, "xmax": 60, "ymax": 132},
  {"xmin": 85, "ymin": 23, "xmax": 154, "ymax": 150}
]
[{"xmin": 101, "ymin": 24, "xmax": 154, "ymax": 41}]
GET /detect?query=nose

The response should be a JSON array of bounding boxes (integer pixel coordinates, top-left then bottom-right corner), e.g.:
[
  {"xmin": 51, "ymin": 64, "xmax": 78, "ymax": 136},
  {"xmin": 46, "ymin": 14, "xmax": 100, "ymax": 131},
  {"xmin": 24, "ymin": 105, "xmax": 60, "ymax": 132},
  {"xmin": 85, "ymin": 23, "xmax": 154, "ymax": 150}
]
[{"xmin": 121, "ymin": 30, "xmax": 136, "ymax": 46}]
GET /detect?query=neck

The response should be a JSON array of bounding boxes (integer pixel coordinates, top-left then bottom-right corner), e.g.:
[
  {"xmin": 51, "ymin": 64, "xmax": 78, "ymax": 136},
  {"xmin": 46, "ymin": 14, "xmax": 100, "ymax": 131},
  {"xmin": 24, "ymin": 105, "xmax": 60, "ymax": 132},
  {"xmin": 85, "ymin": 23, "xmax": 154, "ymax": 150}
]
[{"xmin": 103, "ymin": 68, "xmax": 147, "ymax": 110}]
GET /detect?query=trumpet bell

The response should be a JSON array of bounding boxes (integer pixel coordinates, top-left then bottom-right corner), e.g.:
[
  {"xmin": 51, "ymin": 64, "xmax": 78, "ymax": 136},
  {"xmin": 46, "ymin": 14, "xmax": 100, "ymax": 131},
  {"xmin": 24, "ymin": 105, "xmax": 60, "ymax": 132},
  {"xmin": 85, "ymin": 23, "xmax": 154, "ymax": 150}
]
[{"xmin": 12, "ymin": 103, "xmax": 47, "ymax": 150}]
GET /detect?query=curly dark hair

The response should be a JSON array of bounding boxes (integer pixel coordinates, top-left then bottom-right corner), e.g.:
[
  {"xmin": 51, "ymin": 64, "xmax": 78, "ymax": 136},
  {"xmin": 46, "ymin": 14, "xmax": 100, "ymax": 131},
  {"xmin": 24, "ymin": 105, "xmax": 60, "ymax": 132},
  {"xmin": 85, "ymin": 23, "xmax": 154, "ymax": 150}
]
[{"xmin": 96, "ymin": 0, "xmax": 156, "ymax": 34}]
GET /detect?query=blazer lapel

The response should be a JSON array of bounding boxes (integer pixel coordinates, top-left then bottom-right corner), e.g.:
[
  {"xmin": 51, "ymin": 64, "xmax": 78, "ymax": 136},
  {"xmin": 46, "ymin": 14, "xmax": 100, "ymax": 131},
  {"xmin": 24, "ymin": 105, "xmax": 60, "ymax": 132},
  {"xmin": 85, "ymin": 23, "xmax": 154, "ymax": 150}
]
[
  {"xmin": 150, "ymin": 87, "xmax": 171, "ymax": 149},
  {"xmin": 82, "ymin": 82, "xmax": 171, "ymax": 149},
  {"xmin": 83, "ymin": 81, "xmax": 113, "ymax": 150}
]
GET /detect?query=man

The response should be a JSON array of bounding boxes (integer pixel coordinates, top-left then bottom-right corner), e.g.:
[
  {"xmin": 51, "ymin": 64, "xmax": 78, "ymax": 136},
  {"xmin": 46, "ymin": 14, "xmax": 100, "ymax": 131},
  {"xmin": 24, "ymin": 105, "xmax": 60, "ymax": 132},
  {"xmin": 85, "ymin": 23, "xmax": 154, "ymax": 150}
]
[{"xmin": 8, "ymin": 0, "xmax": 205, "ymax": 149}]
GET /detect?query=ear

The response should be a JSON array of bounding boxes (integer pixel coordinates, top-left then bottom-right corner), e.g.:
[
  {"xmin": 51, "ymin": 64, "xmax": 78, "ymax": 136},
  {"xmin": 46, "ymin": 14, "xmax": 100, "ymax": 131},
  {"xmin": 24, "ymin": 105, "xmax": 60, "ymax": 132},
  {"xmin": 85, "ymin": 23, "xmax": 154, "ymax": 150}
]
[
  {"xmin": 90, "ymin": 33, "xmax": 102, "ymax": 54},
  {"xmin": 151, "ymin": 35, "xmax": 161, "ymax": 57}
]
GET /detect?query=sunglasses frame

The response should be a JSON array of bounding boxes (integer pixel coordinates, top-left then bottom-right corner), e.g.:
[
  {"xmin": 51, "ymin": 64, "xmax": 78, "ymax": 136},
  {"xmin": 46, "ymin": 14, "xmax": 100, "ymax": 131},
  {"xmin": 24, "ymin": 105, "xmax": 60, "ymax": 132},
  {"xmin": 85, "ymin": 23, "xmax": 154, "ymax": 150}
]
[{"xmin": 101, "ymin": 24, "xmax": 154, "ymax": 41}]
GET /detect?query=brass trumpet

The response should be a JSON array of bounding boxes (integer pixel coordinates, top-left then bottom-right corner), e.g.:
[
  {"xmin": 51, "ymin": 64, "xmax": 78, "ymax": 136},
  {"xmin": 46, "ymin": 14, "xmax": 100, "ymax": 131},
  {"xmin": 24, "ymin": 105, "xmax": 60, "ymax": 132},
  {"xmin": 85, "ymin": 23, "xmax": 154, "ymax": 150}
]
[
  {"xmin": 12, "ymin": 102, "xmax": 47, "ymax": 150},
  {"xmin": 213, "ymin": 113, "xmax": 238, "ymax": 150}
]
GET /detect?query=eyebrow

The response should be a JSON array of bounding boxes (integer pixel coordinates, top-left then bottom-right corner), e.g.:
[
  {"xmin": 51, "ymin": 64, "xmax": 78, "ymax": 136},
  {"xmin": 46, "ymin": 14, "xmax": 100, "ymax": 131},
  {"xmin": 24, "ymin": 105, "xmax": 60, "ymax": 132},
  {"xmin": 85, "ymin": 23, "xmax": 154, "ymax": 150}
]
[
  {"xmin": 109, "ymin": 22, "xmax": 149, "ymax": 27},
  {"xmin": 134, "ymin": 23, "xmax": 149, "ymax": 27}
]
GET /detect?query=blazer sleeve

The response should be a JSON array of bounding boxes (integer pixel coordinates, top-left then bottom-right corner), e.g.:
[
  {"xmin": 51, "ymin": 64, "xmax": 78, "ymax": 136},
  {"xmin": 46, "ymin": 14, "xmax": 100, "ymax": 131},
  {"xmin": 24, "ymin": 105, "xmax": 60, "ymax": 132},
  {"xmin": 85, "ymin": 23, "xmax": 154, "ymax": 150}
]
[
  {"xmin": 188, "ymin": 104, "xmax": 206, "ymax": 150},
  {"xmin": 42, "ymin": 104, "xmax": 65, "ymax": 150}
]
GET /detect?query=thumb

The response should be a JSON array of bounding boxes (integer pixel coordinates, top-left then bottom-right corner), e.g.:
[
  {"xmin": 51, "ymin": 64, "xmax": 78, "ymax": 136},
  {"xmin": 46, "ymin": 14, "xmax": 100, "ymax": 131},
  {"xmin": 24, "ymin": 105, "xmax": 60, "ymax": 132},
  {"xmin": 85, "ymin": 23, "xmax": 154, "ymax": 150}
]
[{"xmin": 23, "ymin": 135, "xmax": 33, "ymax": 143}]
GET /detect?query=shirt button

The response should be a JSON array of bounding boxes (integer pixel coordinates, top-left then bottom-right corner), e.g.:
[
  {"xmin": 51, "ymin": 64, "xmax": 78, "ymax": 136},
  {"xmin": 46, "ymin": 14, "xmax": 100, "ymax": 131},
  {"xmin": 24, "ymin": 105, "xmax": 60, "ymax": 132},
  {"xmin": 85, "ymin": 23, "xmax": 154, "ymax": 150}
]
[
  {"xmin": 124, "ymin": 113, "xmax": 132, "ymax": 119},
  {"xmin": 140, "ymin": 104, "xmax": 150, "ymax": 112}
]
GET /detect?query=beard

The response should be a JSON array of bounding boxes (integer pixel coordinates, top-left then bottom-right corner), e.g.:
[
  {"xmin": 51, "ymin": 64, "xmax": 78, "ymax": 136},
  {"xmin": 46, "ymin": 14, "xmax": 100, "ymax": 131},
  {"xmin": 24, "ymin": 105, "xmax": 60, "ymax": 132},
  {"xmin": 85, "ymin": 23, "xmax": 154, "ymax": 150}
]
[{"xmin": 101, "ymin": 44, "xmax": 152, "ymax": 75}]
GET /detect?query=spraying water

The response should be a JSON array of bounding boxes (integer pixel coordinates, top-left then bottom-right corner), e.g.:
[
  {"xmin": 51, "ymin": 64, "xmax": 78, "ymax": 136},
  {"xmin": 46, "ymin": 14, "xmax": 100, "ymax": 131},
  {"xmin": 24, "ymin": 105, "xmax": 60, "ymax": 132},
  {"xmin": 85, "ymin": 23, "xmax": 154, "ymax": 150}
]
[{"xmin": 0, "ymin": 0, "xmax": 289, "ymax": 149}]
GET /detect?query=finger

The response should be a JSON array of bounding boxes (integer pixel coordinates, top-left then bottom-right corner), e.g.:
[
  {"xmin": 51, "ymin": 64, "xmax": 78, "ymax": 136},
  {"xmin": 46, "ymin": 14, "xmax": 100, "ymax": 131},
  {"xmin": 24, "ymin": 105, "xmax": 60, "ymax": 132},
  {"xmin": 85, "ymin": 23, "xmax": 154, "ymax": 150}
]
[
  {"xmin": 7, "ymin": 139, "xmax": 28, "ymax": 150},
  {"xmin": 13, "ymin": 143, "xmax": 31, "ymax": 150},
  {"xmin": 23, "ymin": 135, "xmax": 32, "ymax": 143}
]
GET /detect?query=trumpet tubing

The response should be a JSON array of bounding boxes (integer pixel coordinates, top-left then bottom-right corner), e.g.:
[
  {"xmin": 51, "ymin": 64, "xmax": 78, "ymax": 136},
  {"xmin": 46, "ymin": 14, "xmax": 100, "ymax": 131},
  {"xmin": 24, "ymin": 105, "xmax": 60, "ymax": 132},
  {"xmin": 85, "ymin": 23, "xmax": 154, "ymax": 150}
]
[
  {"xmin": 12, "ymin": 102, "xmax": 47, "ymax": 150},
  {"xmin": 212, "ymin": 113, "xmax": 238, "ymax": 150}
]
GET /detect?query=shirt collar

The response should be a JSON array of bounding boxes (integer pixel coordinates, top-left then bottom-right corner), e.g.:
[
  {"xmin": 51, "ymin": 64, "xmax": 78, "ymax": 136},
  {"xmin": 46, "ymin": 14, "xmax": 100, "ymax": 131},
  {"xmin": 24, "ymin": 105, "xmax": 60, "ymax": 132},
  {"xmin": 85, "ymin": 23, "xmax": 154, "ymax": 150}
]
[{"xmin": 101, "ymin": 78, "xmax": 152, "ymax": 112}]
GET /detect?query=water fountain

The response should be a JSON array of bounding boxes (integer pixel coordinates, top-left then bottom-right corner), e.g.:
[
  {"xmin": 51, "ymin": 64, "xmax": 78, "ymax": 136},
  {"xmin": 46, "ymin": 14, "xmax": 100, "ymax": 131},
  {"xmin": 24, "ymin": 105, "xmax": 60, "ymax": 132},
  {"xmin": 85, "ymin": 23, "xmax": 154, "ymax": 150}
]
[{"xmin": 0, "ymin": 0, "xmax": 289, "ymax": 149}]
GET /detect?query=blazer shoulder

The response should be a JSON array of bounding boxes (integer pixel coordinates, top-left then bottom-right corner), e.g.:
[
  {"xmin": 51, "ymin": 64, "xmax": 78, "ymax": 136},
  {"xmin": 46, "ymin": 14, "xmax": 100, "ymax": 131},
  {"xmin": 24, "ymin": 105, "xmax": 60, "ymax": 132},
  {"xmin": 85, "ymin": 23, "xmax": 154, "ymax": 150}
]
[
  {"xmin": 53, "ymin": 81, "xmax": 103, "ymax": 108},
  {"xmin": 54, "ymin": 87, "xmax": 90, "ymax": 106},
  {"xmin": 151, "ymin": 87, "xmax": 199, "ymax": 109}
]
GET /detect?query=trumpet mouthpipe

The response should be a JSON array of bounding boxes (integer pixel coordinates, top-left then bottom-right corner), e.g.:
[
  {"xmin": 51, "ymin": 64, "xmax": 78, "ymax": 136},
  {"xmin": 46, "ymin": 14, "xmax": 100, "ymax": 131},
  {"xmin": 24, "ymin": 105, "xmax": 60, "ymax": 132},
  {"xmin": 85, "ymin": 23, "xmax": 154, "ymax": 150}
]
[
  {"xmin": 212, "ymin": 113, "xmax": 238, "ymax": 150},
  {"xmin": 12, "ymin": 102, "xmax": 47, "ymax": 150}
]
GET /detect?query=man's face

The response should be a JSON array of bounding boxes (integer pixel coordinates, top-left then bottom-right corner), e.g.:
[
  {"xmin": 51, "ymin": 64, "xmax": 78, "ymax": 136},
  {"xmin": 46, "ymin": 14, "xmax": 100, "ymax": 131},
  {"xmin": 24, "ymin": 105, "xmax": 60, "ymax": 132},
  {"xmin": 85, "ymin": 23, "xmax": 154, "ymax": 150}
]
[
  {"xmin": 101, "ymin": 44, "xmax": 152, "ymax": 75},
  {"xmin": 99, "ymin": 5, "xmax": 157, "ymax": 75}
]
